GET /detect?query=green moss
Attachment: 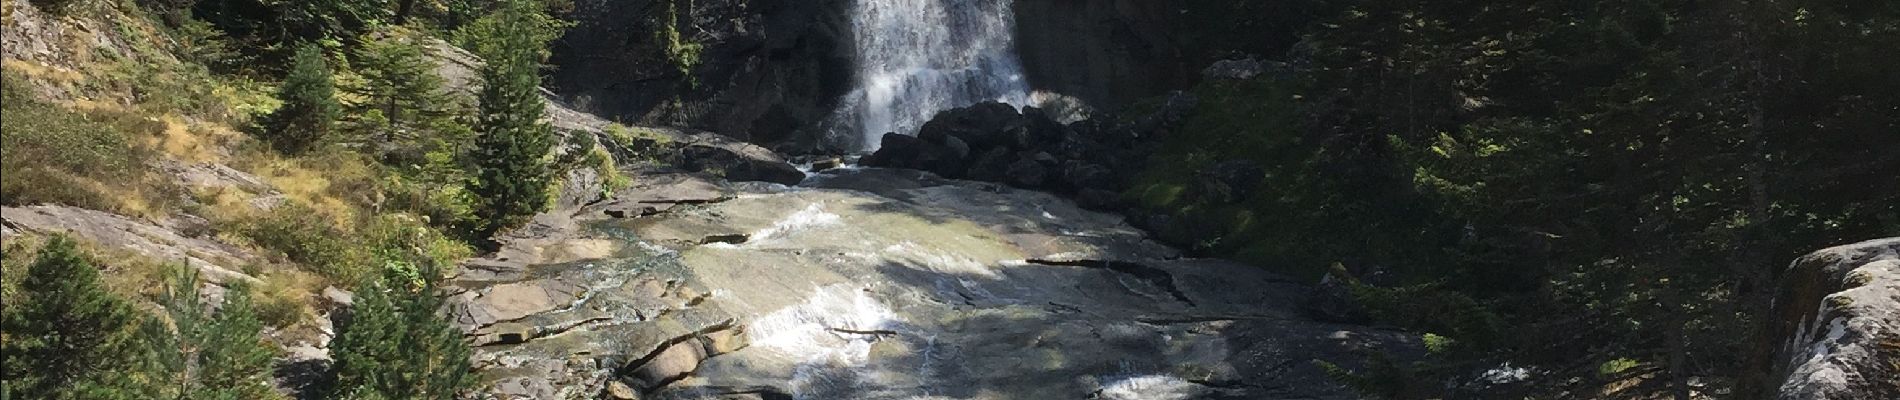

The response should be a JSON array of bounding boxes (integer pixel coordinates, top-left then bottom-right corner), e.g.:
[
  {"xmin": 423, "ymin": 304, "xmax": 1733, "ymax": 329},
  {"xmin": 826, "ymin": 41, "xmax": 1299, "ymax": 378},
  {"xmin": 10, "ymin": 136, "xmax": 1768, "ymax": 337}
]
[{"xmin": 588, "ymin": 146, "xmax": 632, "ymax": 194}]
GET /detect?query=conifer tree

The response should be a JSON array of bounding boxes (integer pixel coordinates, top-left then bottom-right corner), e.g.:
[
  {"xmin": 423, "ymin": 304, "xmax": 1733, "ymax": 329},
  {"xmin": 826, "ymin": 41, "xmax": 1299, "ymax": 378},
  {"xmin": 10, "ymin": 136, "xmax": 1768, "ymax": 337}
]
[
  {"xmin": 328, "ymin": 261, "xmax": 473, "ymax": 400},
  {"xmin": 351, "ymin": 25, "xmax": 466, "ymax": 167},
  {"xmin": 144, "ymin": 266, "xmax": 280, "ymax": 400},
  {"xmin": 263, "ymin": 43, "xmax": 341, "ymax": 155},
  {"xmin": 0, "ymin": 237, "xmax": 146, "ymax": 399},
  {"xmin": 467, "ymin": 0, "xmax": 556, "ymax": 238}
]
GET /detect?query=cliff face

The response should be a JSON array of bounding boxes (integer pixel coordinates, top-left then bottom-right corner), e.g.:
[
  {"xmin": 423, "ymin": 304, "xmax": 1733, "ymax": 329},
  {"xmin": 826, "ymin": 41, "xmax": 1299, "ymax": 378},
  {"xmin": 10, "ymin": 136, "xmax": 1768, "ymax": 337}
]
[
  {"xmin": 1766, "ymin": 238, "xmax": 1900, "ymax": 400},
  {"xmin": 546, "ymin": 0, "xmax": 1214, "ymax": 152},
  {"xmin": 547, "ymin": 0, "xmax": 855, "ymax": 151},
  {"xmin": 1010, "ymin": 0, "xmax": 1188, "ymax": 112}
]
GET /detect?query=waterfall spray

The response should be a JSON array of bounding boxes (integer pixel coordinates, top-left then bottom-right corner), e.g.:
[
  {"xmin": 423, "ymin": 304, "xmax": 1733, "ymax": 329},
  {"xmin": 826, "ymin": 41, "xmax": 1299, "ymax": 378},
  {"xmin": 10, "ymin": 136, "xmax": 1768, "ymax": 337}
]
[{"xmin": 830, "ymin": 0, "xmax": 1032, "ymax": 151}]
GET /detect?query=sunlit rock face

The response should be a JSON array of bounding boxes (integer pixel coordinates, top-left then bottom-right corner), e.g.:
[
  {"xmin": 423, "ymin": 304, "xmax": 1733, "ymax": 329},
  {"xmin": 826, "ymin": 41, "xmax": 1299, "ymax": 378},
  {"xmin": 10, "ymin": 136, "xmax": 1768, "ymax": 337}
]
[
  {"xmin": 452, "ymin": 169, "xmax": 1421, "ymax": 399},
  {"xmin": 1766, "ymin": 238, "xmax": 1900, "ymax": 400}
]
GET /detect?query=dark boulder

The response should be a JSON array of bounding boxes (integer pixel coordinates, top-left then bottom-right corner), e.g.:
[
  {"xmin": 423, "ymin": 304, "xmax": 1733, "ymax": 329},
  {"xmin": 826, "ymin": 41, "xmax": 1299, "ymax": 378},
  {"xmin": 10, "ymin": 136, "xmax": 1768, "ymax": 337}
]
[
  {"xmin": 679, "ymin": 143, "xmax": 806, "ymax": 185},
  {"xmin": 966, "ymin": 147, "xmax": 1014, "ymax": 182},
  {"xmin": 1006, "ymin": 156, "xmax": 1050, "ymax": 188},
  {"xmin": 859, "ymin": 133, "xmax": 921, "ymax": 168},
  {"xmin": 1304, "ymin": 274, "xmax": 1371, "ymax": 324},
  {"xmin": 1061, "ymin": 161, "xmax": 1115, "ymax": 192}
]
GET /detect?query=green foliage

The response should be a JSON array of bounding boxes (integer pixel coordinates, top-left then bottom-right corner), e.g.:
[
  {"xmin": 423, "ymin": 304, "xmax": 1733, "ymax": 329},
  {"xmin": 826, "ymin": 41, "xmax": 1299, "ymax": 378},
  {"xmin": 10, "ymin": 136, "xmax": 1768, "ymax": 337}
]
[
  {"xmin": 29, "ymin": 0, "xmax": 83, "ymax": 14},
  {"xmin": 0, "ymin": 236, "xmax": 149, "ymax": 399},
  {"xmin": 1123, "ymin": 77, "xmax": 1443, "ymax": 281},
  {"xmin": 262, "ymin": 43, "xmax": 342, "ymax": 155},
  {"xmin": 466, "ymin": 0, "xmax": 558, "ymax": 238},
  {"xmin": 1314, "ymin": 357, "xmax": 1421, "ymax": 400},
  {"xmin": 142, "ymin": 266, "xmax": 282, "ymax": 400},
  {"xmin": 276, "ymin": 0, "xmax": 392, "ymax": 46},
  {"xmin": 234, "ymin": 203, "xmax": 366, "ymax": 281},
  {"xmin": 1202, "ymin": 0, "xmax": 1900, "ymax": 395},
  {"xmin": 347, "ymin": 25, "xmax": 473, "ymax": 168},
  {"xmin": 0, "ymin": 72, "xmax": 177, "ymax": 215},
  {"xmin": 586, "ymin": 143, "xmax": 631, "ymax": 195},
  {"xmin": 1598, "ymin": 357, "xmax": 1641, "ymax": 377},
  {"xmin": 1352, "ymin": 283, "xmax": 1505, "ymax": 350},
  {"xmin": 448, "ymin": 0, "xmax": 569, "ymax": 65},
  {"xmin": 654, "ymin": 0, "xmax": 702, "ymax": 83},
  {"xmin": 328, "ymin": 263, "xmax": 475, "ymax": 400},
  {"xmin": 1421, "ymin": 333, "xmax": 1455, "ymax": 355}
]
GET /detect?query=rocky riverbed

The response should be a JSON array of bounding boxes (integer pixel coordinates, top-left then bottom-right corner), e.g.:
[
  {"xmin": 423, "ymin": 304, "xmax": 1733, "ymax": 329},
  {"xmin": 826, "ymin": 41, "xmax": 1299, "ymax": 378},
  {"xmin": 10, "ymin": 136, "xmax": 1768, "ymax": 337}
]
[{"xmin": 448, "ymin": 167, "xmax": 1421, "ymax": 399}]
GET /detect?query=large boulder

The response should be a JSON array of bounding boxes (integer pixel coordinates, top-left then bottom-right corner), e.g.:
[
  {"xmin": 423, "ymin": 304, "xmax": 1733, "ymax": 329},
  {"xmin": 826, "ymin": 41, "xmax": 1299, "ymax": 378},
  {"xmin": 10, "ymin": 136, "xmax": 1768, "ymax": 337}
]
[
  {"xmin": 1766, "ymin": 238, "xmax": 1900, "ymax": 400},
  {"xmin": 863, "ymin": 101, "xmax": 1160, "ymax": 201}
]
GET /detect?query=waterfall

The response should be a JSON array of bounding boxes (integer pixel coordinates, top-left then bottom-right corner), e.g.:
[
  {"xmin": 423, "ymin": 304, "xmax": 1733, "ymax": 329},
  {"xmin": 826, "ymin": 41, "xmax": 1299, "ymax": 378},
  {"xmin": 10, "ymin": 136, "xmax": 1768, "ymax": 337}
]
[{"xmin": 831, "ymin": 0, "xmax": 1032, "ymax": 151}]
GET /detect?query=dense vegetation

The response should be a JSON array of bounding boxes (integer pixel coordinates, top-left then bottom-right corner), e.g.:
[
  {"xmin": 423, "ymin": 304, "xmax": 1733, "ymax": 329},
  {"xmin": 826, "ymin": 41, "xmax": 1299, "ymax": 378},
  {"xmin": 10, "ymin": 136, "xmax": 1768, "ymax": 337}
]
[
  {"xmin": 1136, "ymin": 0, "xmax": 1900, "ymax": 397},
  {"xmin": 5, "ymin": 0, "xmax": 1894, "ymax": 398},
  {"xmin": 3, "ymin": 0, "xmax": 578, "ymax": 398}
]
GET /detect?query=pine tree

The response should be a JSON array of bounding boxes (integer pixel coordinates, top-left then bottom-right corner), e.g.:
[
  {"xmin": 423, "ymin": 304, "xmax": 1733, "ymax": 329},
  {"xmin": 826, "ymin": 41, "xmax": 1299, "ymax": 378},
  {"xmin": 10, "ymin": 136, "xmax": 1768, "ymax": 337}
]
[
  {"xmin": 263, "ymin": 43, "xmax": 341, "ymax": 155},
  {"xmin": 0, "ymin": 237, "xmax": 146, "ymax": 399},
  {"xmin": 467, "ymin": 0, "xmax": 557, "ymax": 238},
  {"xmin": 351, "ymin": 25, "xmax": 471, "ymax": 169},
  {"xmin": 144, "ymin": 266, "xmax": 281, "ymax": 400},
  {"xmin": 328, "ymin": 261, "xmax": 474, "ymax": 400}
]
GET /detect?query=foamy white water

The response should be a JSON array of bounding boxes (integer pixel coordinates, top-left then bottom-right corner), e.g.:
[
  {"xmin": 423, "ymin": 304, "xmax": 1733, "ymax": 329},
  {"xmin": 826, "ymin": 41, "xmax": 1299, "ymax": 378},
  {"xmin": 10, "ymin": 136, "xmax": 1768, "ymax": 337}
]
[{"xmin": 832, "ymin": 0, "xmax": 1033, "ymax": 151}]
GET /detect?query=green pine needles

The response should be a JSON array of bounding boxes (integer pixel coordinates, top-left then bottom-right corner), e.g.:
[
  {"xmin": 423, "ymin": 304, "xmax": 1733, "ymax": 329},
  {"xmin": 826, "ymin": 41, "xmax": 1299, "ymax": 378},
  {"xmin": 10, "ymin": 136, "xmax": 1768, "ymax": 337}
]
[
  {"xmin": 0, "ymin": 237, "xmax": 283, "ymax": 399},
  {"xmin": 327, "ymin": 261, "xmax": 475, "ymax": 400},
  {"xmin": 467, "ymin": 0, "xmax": 558, "ymax": 239},
  {"xmin": 263, "ymin": 43, "xmax": 342, "ymax": 155},
  {"xmin": 1, "ymin": 237, "xmax": 145, "ymax": 399},
  {"xmin": 143, "ymin": 266, "xmax": 283, "ymax": 400}
]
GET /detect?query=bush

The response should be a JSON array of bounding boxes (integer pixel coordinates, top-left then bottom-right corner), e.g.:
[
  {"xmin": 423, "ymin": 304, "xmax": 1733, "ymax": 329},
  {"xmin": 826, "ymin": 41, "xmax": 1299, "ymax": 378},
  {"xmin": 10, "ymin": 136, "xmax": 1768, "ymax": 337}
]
[
  {"xmin": 232, "ymin": 203, "xmax": 368, "ymax": 282},
  {"xmin": 29, "ymin": 0, "xmax": 82, "ymax": 14},
  {"xmin": 586, "ymin": 144, "xmax": 631, "ymax": 195}
]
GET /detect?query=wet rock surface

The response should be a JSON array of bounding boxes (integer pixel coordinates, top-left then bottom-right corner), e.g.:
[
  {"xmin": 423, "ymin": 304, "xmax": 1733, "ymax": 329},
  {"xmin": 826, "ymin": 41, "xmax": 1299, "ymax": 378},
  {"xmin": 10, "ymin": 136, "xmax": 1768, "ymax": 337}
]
[
  {"xmin": 861, "ymin": 98, "xmax": 1196, "ymax": 211},
  {"xmin": 454, "ymin": 168, "xmax": 1419, "ymax": 399}
]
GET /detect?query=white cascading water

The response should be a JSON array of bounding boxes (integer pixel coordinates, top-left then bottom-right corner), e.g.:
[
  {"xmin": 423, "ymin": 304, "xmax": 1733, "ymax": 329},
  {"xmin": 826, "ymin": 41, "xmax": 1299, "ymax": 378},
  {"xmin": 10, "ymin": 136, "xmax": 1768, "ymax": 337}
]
[{"xmin": 832, "ymin": 0, "xmax": 1033, "ymax": 151}]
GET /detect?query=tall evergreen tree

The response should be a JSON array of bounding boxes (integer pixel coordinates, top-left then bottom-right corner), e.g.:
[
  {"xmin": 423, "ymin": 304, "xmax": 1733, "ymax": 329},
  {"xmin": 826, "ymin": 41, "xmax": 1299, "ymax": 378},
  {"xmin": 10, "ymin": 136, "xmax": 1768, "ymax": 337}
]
[
  {"xmin": 0, "ymin": 237, "xmax": 147, "ymax": 399},
  {"xmin": 467, "ymin": 0, "xmax": 556, "ymax": 238},
  {"xmin": 263, "ymin": 43, "xmax": 341, "ymax": 155}
]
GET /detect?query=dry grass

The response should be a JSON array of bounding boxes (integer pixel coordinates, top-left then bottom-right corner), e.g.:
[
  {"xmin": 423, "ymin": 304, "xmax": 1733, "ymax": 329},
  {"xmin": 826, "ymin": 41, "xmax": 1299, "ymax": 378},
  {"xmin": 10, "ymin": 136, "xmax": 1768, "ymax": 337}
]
[
  {"xmin": 1, "ymin": 70, "xmax": 182, "ymax": 218},
  {"xmin": 254, "ymin": 269, "xmax": 322, "ymax": 329}
]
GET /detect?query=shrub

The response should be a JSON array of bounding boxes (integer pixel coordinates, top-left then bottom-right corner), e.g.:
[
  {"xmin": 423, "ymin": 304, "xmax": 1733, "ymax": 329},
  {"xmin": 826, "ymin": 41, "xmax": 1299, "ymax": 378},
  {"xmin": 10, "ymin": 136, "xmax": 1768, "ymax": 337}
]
[
  {"xmin": 328, "ymin": 262, "xmax": 474, "ymax": 400},
  {"xmin": 28, "ymin": 0, "xmax": 82, "ymax": 14},
  {"xmin": 587, "ymin": 144, "xmax": 631, "ymax": 194},
  {"xmin": 145, "ymin": 265, "xmax": 282, "ymax": 399},
  {"xmin": 254, "ymin": 272, "xmax": 316, "ymax": 329},
  {"xmin": 232, "ymin": 203, "xmax": 368, "ymax": 282}
]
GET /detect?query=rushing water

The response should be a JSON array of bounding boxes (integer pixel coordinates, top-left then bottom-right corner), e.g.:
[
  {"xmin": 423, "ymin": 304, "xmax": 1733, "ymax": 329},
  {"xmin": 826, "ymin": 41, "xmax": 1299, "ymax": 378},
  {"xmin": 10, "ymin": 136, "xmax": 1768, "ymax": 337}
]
[{"xmin": 830, "ymin": 0, "xmax": 1033, "ymax": 151}]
